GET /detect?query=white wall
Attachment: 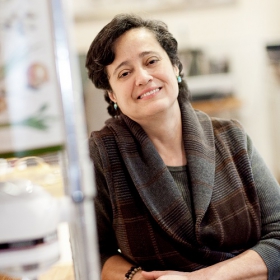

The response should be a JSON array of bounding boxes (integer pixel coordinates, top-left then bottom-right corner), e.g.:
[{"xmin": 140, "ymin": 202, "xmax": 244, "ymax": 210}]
[
  {"xmin": 73, "ymin": 0, "xmax": 280, "ymax": 177},
  {"xmin": 160, "ymin": 0, "xmax": 280, "ymax": 175}
]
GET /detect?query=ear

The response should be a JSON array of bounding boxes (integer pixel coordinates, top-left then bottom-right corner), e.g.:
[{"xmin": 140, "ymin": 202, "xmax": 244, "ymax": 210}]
[
  {"xmin": 108, "ymin": 91, "xmax": 117, "ymax": 103},
  {"xmin": 173, "ymin": 65, "xmax": 179, "ymax": 76}
]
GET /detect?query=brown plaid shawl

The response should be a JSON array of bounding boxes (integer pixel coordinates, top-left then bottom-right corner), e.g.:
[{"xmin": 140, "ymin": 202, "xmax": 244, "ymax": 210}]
[{"xmin": 90, "ymin": 101, "xmax": 261, "ymax": 271}]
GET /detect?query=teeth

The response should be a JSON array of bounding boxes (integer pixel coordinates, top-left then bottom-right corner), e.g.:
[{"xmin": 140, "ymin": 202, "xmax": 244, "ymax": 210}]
[{"xmin": 139, "ymin": 88, "xmax": 159, "ymax": 99}]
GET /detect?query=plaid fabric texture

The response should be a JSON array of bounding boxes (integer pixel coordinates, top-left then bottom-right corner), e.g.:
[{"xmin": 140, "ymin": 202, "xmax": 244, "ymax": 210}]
[{"xmin": 90, "ymin": 101, "xmax": 262, "ymax": 271}]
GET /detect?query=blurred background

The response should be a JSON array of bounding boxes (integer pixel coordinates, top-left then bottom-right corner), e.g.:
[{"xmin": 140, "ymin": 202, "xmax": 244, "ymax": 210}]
[
  {"xmin": 0, "ymin": 1, "xmax": 279, "ymax": 280},
  {"xmin": 72, "ymin": 0, "xmax": 280, "ymax": 182}
]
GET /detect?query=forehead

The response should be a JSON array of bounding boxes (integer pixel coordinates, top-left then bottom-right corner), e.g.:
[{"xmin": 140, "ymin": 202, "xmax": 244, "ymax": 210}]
[{"xmin": 112, "ymin": 28, "xmax": 164, "ymax": 57}]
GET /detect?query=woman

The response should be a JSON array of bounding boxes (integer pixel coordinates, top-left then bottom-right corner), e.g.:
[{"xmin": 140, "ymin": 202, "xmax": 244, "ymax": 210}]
[{"xmin": 86, "ymin": 14, "xmax": 280, "ymax": 280}]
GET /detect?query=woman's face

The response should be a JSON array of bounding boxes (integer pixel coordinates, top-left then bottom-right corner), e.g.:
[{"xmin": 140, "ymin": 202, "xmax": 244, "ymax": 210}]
[{"xmin": 106, "ymin": 28, "xmax": 179, "ymax": 124}]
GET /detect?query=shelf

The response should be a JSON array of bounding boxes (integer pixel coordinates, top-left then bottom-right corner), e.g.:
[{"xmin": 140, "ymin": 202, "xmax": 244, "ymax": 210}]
[
  {"xmin": 187, "ymin": 73, "xmax": 234, "ymax": 99},
  {"xmin": 191, "ymin": 96, "xmax": 242, "ymax": 115}
]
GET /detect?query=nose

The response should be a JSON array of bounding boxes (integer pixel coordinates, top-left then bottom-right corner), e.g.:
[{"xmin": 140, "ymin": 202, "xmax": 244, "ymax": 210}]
[{"xmin": 135, "ymin": 67, "xmax": 152, "ymax": 86}]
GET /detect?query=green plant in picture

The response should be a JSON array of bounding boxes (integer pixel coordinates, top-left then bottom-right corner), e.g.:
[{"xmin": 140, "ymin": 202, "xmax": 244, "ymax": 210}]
[{"xmin": 0, "ymin": 103, "xmax": 56, "ymax": 131}]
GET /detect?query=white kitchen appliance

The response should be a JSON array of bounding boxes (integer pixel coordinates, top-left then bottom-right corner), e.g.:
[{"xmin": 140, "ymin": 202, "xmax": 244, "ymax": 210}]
[{"xmin": 0, "ymin": 179, "xmax": 70, "ymax": 279}]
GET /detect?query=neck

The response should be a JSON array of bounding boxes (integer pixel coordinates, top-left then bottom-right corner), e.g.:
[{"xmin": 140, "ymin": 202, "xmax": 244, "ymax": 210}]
[{"xmin": 140, "ymin": 101, "xmax": 187, "ymax": 166}]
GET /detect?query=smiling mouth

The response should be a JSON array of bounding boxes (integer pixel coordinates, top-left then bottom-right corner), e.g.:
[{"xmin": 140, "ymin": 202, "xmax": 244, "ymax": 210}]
[{"xmin": 138, "ymin": 88, "xmax": 161, "ymax": 99}]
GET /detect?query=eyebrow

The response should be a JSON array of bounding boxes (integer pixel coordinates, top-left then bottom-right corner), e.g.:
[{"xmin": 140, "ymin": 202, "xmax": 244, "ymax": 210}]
[{"xmin": 112, "ymin": 51, "xmax": 159, "ymax": 76}]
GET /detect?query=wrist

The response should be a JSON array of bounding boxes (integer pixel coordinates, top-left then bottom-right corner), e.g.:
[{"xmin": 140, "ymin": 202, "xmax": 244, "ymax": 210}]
[
  {"xmin": 124, "ymin": 266, "xmax": 142, "ymax": 280},
  {"xmin": 133, "ymin": 270, "xmax": 143, "ymax": 280}
]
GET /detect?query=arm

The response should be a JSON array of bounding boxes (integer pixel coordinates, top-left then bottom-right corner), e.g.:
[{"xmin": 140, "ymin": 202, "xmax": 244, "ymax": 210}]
[
  {"xmin": 247, "ymin": 136, "xmax": 280, "ymax": 279},
  {"xmin": 102, "ymin": 255, "xmax": 144, "ymax": 280},
  {"xmin": 89, "ymin": 135, "xmax": 120, "ymax": 268},
  {"xmin": 89, "ymin": 136, "xmax": 143, "ymax": 280},
  {"xmin": 141, "ymin": 249, "xmax": 267, "ymax": 280}
]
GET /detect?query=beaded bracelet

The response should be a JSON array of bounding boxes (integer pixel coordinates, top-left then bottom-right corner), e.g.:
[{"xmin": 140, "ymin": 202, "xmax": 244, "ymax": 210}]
[{"xmin": 124, "ymin": 266, "xmax": 142, "ymax": 280}]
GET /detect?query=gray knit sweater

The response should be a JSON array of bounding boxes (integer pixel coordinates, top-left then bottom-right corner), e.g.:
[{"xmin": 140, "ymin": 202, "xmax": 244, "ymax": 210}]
[{"xmin": 89, "ymin": 101, "xmax": 280, "ymax": 280}]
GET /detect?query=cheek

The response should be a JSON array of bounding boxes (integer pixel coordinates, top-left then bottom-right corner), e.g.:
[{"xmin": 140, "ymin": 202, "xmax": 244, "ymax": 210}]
[
  {"xmin": 166, "ymin": 72, "xmax": 178, "ymax": 88},
  {"xmin": 111, "ymin": 85, "xmax": 131, "ymax": 106},
  {"xmin": 160, "ymin": 65, "xmax": 177, "ymax": 81}
]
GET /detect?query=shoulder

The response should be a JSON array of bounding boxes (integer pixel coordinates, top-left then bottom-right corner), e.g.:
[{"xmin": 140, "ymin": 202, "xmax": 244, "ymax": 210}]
[
  {"xmin": 89, "ymin": 117, "xmax": 125, "ymax": 144},
  {"xmin": 89, "ymin": 121, "xmax": 116, "ymax": 159},
  {"xmin": 210, "ymin": 116, "xmax": 250, "ymax": 154},
  {"xmin": 211, "ymin": 116, "xmax": 243, "ymax": 131},
  {"xmin": 194, "ymin": 109, "xmax": 247, "ymax": 143},
  {"xmin": 88, "ymin": 126, "xmax": 116, "ymax": 177},
  {"xmin": 208, "ymin": 116, "xmax": 246, "ymax": 138},
  {"xmin": 88, "ymin": 117, "xmax": 133, "ymax": 164}
]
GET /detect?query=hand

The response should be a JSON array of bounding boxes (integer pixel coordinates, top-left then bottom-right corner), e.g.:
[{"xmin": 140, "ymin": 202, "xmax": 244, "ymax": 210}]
[{"xmin": 141, "ymin": 270, "xmax": 190, "ymax": 280}]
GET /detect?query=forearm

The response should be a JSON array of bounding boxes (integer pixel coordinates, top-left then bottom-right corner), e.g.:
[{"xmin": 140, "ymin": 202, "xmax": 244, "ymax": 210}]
[
  {"xmin": 142, "ymin": 250, "xmax": 267, "ymax": 280},
  {"xmin": 190, "ymin": 249, "xmax": 267, "ymax": 280},
  {"xmin": 102, "ymin": 255, "xmax": 143, "ymax": 280}
]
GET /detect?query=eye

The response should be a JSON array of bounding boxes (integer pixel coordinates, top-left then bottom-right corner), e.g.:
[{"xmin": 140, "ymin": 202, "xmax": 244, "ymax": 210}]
[
  {"xmin": 118, "ymin": 70, "xmax": 130, "ymax": 79},
  {"xmin": 146, "ymin": 56, "xmax": 160, "ymax": 66},
  {"xmin": 149, "ymin": 60, "xmax": 157, "ymax": 65}
]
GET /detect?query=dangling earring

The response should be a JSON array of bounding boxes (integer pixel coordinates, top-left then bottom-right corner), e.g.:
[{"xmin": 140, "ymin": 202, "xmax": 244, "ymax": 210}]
[
  {"xmin": 114, "ymin": 103, "xmax": 118, "ymax": 110},
  {"xmin": 177, "ymin": 75, "xmax": 182, "ymax": 83}
]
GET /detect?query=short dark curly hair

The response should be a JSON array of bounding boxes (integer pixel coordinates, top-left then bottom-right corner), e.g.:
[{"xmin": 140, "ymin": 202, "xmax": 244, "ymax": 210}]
[{"xmin": 86, "ymin": 13, "xmax": 190, "ymax": 117}]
